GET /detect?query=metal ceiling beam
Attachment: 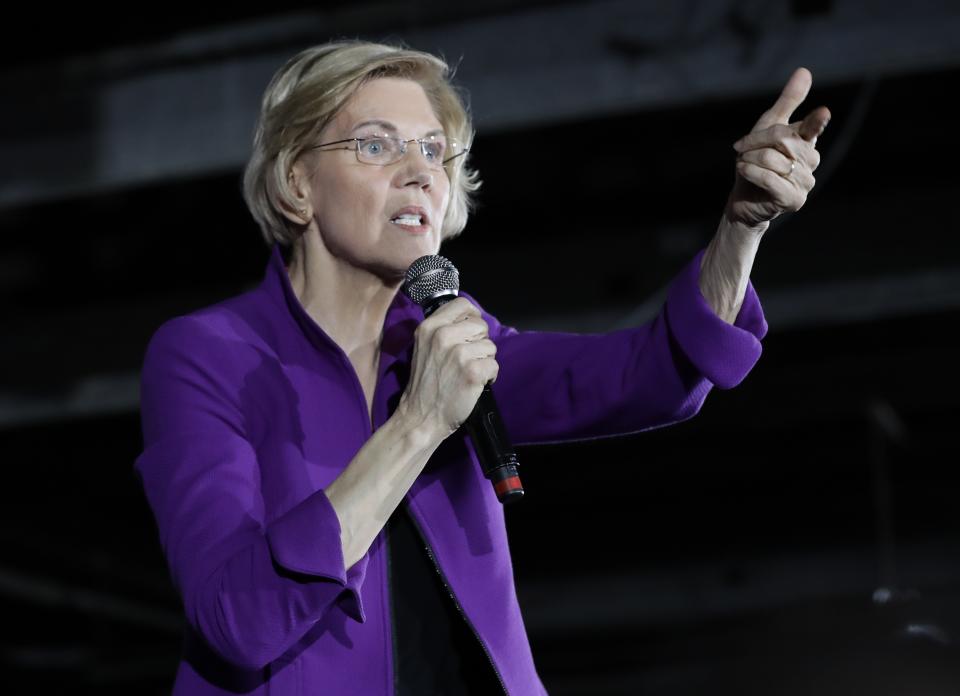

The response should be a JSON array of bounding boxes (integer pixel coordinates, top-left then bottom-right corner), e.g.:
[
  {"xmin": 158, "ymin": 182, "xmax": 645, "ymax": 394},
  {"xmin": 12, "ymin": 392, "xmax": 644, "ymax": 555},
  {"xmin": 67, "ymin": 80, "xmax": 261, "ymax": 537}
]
[{"xmin": 2, "ymin": 0, "xmax": 959, "ymax": 211}]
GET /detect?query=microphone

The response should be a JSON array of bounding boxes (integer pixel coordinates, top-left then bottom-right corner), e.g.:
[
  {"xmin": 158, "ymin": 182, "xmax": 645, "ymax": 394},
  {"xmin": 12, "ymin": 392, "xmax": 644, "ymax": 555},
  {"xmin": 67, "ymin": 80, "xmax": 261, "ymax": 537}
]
[{"xmin": 402, "ymin": 255, "xmax": 524, "ymax": 505}]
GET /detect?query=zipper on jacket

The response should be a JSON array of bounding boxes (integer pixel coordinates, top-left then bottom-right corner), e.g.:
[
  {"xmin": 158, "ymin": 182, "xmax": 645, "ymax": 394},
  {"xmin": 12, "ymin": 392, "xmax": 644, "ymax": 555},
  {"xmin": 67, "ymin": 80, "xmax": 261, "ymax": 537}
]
[{"xmin": 403, "ymin": 504, "xmax": 509, "ymax": 696}]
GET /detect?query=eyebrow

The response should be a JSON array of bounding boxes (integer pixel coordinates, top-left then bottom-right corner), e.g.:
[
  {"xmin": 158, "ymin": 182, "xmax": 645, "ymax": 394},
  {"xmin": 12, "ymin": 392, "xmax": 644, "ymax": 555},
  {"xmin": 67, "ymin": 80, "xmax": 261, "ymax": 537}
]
[{"xmin": 350, "ymin": 119, "xmax": 444, "ymax": 138}]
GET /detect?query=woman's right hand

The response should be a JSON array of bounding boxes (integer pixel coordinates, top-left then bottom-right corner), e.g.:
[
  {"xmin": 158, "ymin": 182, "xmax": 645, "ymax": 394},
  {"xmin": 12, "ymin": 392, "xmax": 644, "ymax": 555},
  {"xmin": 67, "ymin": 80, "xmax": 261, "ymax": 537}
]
[{"xmin": 397, "ymin": 297, "xmax": 499, "ymax": 439}]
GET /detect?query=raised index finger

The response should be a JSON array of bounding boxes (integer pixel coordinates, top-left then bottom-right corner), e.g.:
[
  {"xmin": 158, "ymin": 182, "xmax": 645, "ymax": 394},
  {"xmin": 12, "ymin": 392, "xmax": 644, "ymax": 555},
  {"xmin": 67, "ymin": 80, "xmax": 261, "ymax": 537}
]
[{"xmin": 752, "ymin": 67, "xmax": 813, "ymax": 133}]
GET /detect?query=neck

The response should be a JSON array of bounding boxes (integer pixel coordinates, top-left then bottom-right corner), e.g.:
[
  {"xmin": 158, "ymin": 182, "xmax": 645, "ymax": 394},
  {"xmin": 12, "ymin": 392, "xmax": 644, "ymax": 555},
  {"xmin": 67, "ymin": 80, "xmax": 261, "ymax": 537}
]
[{"xmin": 286, "ymin": 233, "xmax": 402, "ymax": 365}]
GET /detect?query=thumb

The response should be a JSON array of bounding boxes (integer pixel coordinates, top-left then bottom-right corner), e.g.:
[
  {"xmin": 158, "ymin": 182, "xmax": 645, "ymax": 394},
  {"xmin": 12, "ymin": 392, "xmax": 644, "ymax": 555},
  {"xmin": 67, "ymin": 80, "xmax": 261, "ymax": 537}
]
[{"xmin": 797, "ymin": 105, "xmax": 832, "ymax": 142}]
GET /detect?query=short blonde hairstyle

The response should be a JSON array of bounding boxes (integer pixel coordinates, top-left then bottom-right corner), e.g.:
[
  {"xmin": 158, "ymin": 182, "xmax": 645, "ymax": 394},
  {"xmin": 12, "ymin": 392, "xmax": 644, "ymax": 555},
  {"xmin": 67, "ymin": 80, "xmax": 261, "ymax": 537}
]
[{"xmin": 242, "ymin": 40, "xmax": 481, "ymax": 249}]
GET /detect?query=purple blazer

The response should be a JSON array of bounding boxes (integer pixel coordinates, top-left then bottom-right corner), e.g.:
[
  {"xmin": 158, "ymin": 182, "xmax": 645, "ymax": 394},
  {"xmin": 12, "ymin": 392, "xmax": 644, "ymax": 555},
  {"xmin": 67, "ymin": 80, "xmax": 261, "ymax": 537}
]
[{"xmin": 135, "ymin": 244, "xmax": 767, "ymax": 695}]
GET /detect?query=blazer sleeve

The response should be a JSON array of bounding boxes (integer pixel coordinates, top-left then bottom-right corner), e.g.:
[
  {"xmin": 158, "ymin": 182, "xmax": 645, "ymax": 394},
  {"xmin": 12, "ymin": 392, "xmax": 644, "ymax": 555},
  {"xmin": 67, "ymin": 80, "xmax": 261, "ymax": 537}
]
[
  {"xmin": 134, "ymin": 315, "xmax": 369, "ymax": 671},
  {"xmin": 464, "ymin": 248, "xmax": 768, "ymax": 445}
]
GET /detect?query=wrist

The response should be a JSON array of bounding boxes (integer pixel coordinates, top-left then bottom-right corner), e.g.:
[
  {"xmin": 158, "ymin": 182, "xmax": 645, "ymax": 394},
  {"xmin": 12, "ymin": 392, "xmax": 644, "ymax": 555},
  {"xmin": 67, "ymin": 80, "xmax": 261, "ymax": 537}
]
[
  {"xmin": 393, "ymin": 399, "xmax": 447, "ymax": 449},
  {"xmin": 719, "ymin": 209, "xmax": 769, "ymax": 244}
]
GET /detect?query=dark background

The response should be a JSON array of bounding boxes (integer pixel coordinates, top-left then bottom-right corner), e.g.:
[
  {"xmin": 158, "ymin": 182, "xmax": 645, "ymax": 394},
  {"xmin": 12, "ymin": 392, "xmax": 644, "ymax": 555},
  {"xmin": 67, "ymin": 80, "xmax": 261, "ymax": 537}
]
[{"xmin": 3, "ymin": 1, "xmax": 960, "ymax": 693}]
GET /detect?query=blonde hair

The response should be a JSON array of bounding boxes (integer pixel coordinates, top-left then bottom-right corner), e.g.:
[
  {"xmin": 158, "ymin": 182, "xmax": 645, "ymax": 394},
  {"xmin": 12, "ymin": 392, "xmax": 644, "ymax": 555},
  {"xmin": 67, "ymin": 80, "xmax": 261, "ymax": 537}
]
[{"xmin": 242, "ymin": 40, "xmax": 481, "ymax": 249}]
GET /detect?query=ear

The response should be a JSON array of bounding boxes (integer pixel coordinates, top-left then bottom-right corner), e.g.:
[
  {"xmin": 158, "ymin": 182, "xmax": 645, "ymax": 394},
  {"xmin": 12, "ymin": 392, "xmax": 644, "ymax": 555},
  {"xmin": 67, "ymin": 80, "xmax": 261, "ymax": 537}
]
[{"xmin": 278, "ymin": 159, "xmax": 314, "ymax": 226}]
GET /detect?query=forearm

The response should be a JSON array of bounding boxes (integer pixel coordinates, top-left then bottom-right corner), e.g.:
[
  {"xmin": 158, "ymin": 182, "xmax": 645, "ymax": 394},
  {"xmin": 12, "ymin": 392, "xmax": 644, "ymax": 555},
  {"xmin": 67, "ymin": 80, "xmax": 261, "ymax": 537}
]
[
  {"xmin": 325, "ymin": 407, "xmax": 445, "ymax": 569},
  {"xmin": 698, "ymin": 215, "xmax": 766, "ymax": 324}
]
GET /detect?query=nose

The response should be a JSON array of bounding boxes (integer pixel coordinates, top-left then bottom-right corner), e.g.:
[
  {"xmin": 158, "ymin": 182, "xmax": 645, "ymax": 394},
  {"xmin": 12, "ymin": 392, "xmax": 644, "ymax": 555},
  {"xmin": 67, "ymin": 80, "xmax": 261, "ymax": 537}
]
[
  {"xmin": 396, "ymin": 146, "xmax": 435, "ymax": 190},
  {"xmin": 405, "ymin": 169, "xmax": 434, "ymax": 189}
]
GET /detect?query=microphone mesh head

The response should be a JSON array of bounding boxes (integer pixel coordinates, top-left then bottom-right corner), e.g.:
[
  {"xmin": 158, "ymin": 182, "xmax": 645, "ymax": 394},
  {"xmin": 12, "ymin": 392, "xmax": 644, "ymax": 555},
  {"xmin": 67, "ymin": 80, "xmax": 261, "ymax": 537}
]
[{"xmin": 402, "ymin": 255, "xmax": 460, "ymax": 306}]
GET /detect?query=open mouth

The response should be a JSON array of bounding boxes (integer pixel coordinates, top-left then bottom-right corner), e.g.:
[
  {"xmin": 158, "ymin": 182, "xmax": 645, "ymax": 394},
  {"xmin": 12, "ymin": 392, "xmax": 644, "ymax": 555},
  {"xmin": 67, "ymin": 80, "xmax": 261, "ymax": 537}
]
[
  {"xmin": 391, "ymin": 213, "xmax": 424, "ymax": 227},
  {"xmin": 389, "ymin": 206, "xmax": 430, "ymax": 233}
]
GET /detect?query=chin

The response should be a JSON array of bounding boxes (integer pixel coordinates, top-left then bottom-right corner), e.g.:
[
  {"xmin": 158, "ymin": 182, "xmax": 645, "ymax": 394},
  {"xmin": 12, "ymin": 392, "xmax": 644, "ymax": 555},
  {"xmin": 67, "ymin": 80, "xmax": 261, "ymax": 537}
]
[
  {"xmin": 374, "ymin": 232, "xmax": 439, "ymax": 281},
  {"xmin": 394, "ymin": 250, "xmax": 431, "ymax": 278},
  {"xmin": 369, "ymin": 253, "xmax": 425, "ymax": 286},
  {"xmin": 402, "ymin": 233, "xmax": 440, "ymax": 257}
]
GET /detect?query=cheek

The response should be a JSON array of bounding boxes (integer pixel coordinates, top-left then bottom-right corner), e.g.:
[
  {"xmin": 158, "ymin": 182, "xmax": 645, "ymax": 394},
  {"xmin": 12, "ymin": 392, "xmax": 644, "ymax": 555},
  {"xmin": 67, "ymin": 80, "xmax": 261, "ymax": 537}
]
[
  {"xmin": 435, "ymin": 179, "xmax": 452, "ymax": 219},
  {"xmin": 319, "ymin": 171, "xmax": 385, "ymax": 229}
]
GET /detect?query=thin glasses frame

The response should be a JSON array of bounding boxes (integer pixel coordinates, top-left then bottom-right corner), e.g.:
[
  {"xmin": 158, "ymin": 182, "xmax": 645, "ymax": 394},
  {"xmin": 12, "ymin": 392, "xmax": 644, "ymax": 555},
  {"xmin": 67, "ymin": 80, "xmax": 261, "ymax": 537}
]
[{"xmin": 308, "ymin": 135, "xmax": 468, "ymax": 167}]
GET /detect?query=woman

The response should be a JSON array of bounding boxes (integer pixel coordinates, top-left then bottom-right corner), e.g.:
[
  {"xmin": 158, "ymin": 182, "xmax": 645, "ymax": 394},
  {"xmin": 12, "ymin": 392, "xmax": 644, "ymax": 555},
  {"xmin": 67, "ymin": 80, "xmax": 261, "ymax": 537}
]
[{"xmin": 135, "ymin": 41, "xmax": 829, "ymax": 695}]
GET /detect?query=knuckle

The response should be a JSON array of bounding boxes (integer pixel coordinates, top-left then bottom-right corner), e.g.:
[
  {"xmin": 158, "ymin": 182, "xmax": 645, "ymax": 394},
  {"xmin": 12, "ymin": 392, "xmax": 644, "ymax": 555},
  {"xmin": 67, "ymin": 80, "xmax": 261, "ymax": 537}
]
[
  {"xmin": 465, "ymin": 361, "xmax": 485, "ymax": 385},
  {"xmin": 455, "ymin": 297, "xmax": 479, "ymax": 314},
  {"xmin": 434, "ymin": 325, "xmax": 454, "ymax": 349},
  {"xmin": 458, "ymin": 316, "xmax": 485, "ymax": 335},
  {"xmin": 454, "ymin": 342, "xmax": 473, "ymax": 363},
  {"xmin": 420, "ymin": 314, "xmax": 441, "ymax": 334},
  {"xmin": 776, "ymin": 131, "xmax": 797, "ymax": 152},
  {"xmin": 434, "ymin": 297, "xmax": 472, "ymax": 320},
  {"xmin": 413, "ymin": 314, "xmax": 437, "ymax": 336},
  {"xmin": 776, "ymin": 124, "xmax": 794, "ymax": 139},
  {"xmin": 415, "ymin": 323, "xmax": 434, "ymax": 345}
]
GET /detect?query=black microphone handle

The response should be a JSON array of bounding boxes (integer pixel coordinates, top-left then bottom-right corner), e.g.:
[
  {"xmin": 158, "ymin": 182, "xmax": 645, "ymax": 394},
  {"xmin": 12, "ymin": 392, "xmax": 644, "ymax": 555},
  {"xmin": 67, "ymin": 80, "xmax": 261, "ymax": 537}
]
[
  {"xmin": 462, "ymin": 385, "xmax": 524, "ymax": 504},
  {"xmin": 423, "ymin": 296, "xmax": 524, "ymax": 504}
]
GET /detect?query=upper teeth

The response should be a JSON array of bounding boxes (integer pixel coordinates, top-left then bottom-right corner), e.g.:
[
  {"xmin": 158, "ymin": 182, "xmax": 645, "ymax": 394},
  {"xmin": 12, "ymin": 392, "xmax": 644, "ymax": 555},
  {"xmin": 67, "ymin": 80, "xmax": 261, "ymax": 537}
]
[{"xmin": 393, "ymin": 214, "xmax": 422, "ymax": 225}]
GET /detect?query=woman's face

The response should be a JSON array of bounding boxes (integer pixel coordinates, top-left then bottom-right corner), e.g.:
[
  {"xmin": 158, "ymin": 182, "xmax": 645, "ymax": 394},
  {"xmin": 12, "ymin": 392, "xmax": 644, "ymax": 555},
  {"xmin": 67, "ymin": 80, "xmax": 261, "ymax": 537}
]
[{"xmin": 302, "ymin": 77, "xmax": 451, "ymax": 283}]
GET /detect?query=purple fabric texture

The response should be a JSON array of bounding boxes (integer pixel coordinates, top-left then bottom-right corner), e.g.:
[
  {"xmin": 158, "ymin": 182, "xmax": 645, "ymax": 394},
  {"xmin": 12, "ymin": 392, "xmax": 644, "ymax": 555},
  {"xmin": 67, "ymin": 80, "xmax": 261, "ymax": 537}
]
[{"xmin": 135, "ymin": 244, "xmax": 767, "ymax": 694}]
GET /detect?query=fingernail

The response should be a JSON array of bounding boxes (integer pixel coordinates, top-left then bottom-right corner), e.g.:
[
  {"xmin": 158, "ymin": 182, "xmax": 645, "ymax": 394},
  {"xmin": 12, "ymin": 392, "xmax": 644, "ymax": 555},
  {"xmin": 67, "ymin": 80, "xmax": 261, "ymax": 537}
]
[{"xmin": 732, "ymin": 140, "xmax": 743, "ymax": 150}]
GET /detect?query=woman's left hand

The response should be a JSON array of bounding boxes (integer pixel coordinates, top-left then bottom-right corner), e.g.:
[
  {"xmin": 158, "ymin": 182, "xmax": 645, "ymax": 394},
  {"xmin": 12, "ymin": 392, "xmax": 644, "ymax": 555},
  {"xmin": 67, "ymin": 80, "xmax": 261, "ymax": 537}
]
[{"xmin": 726, "ymin": 67, "xmax": 831, "ymax": 231}]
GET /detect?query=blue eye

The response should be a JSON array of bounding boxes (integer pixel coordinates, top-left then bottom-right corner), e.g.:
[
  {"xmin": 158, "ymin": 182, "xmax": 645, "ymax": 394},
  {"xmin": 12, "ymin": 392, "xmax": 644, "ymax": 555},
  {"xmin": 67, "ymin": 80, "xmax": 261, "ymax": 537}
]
[
  {"xmin": 423, "ymin": 142, "xmax": 444, "ymax": 161},
  {"xmin": 360, "ymin": 139, "xmax": 386, "ymax": 156}
]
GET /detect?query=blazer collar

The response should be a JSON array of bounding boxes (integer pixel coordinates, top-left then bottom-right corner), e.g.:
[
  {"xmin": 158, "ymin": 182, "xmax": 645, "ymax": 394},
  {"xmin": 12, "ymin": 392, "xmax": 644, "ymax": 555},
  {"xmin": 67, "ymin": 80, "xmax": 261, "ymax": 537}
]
[{"xmin": 261, "ymin": 243, "xmax": 424, "ymax": 368}]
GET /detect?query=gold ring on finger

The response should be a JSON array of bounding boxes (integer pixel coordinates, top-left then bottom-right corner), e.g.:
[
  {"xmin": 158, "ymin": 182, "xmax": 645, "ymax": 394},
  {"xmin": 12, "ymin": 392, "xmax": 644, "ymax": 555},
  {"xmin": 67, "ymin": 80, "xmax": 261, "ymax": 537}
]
[{"xmin": 782, "ymin": 159, "xmax": 796, "ymax": 180}]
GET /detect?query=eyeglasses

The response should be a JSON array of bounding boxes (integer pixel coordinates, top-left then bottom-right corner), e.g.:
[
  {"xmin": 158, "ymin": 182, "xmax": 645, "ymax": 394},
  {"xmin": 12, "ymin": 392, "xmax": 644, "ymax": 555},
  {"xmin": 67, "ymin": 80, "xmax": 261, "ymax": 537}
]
[{"xmin": 309, "ymin": 134, "xmax": 468, "ymax": 169}]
